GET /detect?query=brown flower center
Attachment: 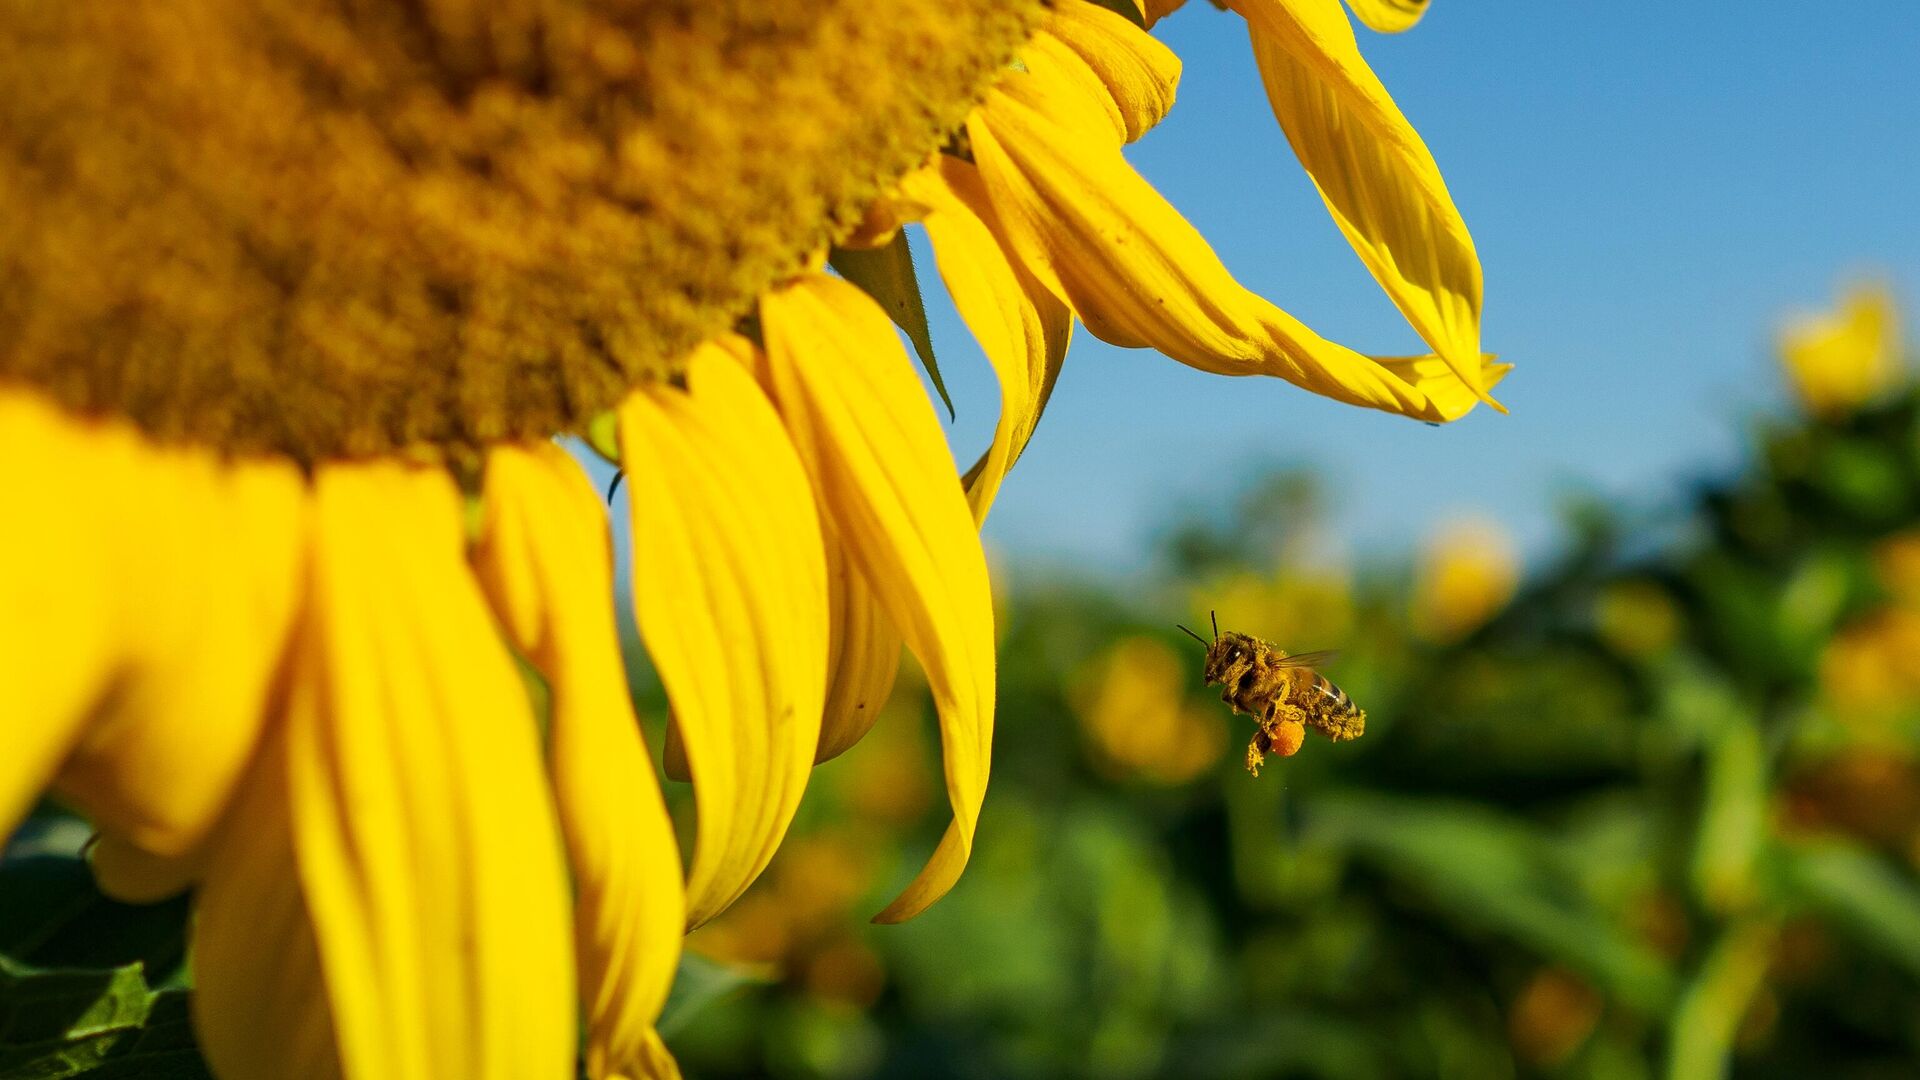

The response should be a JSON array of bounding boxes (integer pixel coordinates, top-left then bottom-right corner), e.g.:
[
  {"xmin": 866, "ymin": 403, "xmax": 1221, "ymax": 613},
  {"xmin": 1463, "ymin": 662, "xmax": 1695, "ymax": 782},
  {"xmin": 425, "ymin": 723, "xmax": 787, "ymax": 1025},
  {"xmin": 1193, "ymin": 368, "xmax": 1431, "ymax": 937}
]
[{"xmin": 0, "ymin": 0, "xmax": 1042, "ymax": 460}]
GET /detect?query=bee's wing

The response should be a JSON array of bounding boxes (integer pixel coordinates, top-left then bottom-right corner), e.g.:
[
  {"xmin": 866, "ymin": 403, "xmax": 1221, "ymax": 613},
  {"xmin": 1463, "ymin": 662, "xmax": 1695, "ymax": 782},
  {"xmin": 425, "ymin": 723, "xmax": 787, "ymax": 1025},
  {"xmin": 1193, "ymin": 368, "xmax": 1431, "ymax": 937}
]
[{"xmin": 1274, "ymin": 649, "xmax": 1341, "ymax": 669}]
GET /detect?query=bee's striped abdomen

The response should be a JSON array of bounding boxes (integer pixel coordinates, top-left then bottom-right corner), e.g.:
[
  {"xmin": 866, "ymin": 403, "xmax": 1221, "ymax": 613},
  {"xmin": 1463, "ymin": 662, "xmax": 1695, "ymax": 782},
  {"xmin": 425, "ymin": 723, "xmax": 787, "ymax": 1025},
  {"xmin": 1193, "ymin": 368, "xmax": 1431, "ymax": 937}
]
[{"xmin": 1303, "ymin": 673, "xmax": 1365, "ymax": 741}]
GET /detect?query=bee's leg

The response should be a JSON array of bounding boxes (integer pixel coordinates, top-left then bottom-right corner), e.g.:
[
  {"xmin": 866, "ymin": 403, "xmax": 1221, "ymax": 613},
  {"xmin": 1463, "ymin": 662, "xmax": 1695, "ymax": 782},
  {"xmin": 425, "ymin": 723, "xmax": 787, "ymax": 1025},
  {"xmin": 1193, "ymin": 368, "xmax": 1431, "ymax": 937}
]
[{"xmin": 1245, "ymin": 730, "xmax": 1268, "ymax": 777}]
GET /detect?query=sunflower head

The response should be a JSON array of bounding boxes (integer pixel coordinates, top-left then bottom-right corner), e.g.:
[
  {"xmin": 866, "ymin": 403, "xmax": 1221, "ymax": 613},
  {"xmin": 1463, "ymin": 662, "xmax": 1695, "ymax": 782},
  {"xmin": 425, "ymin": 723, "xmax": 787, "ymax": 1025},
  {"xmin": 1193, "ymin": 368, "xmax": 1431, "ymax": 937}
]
[{"xmin": 0, "ymin": 0, "xmax": 1041, "ymax": 460}]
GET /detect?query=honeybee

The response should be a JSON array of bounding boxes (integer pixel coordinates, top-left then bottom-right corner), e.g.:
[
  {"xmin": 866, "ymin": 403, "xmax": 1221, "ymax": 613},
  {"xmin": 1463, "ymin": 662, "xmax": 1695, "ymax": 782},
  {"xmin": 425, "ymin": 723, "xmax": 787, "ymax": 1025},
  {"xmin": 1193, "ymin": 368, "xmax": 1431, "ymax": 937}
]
[{"xmin": 1178, "ymin": 613, "xmax": 1366, "ymax": 777}]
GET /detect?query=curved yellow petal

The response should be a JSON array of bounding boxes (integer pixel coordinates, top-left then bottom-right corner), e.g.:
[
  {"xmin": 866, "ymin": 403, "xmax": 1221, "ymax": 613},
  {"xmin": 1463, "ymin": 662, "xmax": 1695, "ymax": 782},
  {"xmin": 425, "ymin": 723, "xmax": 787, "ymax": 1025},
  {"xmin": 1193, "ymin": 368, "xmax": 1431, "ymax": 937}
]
[
  {"xmin": 474, "ymin": 443, "xmax": 686, "ymax": 1080},
  {"xmin": 1237, "ymin": 0, "xmax": 1491, "ymax": 405},
  {"xmin": 901, "ymin": 159, "xmax": 1073, "ymax": 522},
  {"xmin": 0, "ymin": 390, "xmax": 126, "ymax": 835},
  {"xmin": 198, "ymin": 463, "xmax": 575, "ymax": 1080},
  {"xmin": 972, "ymin": 66, "xmax": 1499, "ymax": 422},
  {"xmin": 1138, "ymin": 0, "xmax": 1189, "ymax": 30},
  {"xmin": 1343, "ymin": 0, "xmax": 1430, "ymax": 33},
  {"xmin": 621, "ymin": 347, "xmax": 829, "ymax": 929},
  {"xmin": 194, "ymin": 737, "xmax": 344, "ymax": 1080},
  {"xmin": 88, "ymin": 834, "xmax": 205, "ymax": 905},
  {"xmin": 817, "ymin": 531, "xmax": 903, "ymax": 764},
  {"xmin": 56, "ymin": 455, "xmax": 305, "ymax": 859},
  {"xmin": 1047, "ymin": 0, "xmax": 1182, "ymax": 142},
  {"xmin": 1373, "ymin": 354, "xmax": 1513, "ymax": 419},
  {"xmin": 0, "ymin": 387, "xmax": 303, "ymax": 866},
  {"xmin": 758, "ymin": 273, "xmax": 997, "ymax": 923}
]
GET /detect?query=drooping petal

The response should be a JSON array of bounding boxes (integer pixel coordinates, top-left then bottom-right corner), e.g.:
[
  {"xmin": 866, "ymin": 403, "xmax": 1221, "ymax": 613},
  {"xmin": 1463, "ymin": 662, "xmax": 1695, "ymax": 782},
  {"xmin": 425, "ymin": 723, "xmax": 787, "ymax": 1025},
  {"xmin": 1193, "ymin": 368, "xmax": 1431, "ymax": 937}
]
[
  {"xmin": 621, "ymin": 347, "xmax": 829, "ymax": 929},
  {"xmin": 474, "ymin": 442, "xmax": 685, "ymax": 1080},
  {"xmin": 901, "ymin": 159, "xmax": 1073, "ymax": 522},
  {"xmin": 88, "ymin": 835, "xmax": 205, "ymax": 905},
  {"xmin": 1237, "ymin": 0, "xmax": 1491, "ymax": 404},
  {"xmin": 972, "ymin": 64, "xmax": 1500, "ymax": 422},
  {"xmin": 1343, "ymin": 0, "xmax": 1429, "ymax": 33},
  {"xmin": 56, "ymin": 456, "xmax": 305, "ymax": 861},
  {"xmin": 0, "ymin": 390, "xmax": 126, "ymax": 834},
  {"xmin": 194, "ymin": 740, "xmax": 343, "ymax": 1080},
  {"xmin": 705, "ymin": 330, "xmax": 907, "ymax": 769},
  {"xmin": 1137, "ymin": 0, "xmax": 1189, "ymax": 30},
  {"xmin": 0, "ymin": 388, "xmax": 303, "ymax": 869},
  {"xmin": 817, "ymin": 532, "xmax": 903, "ymax": 764},
  {"xmin": 1373, "ymin": 354, "xmax": 1514, "ymax": 419},
  {"xmin": 1046, "ymin": 0, "xmax": 1182, "ymax": 142},
  {"xmin": 758, "ymin": 273, "xmax": 997, "ymax": 923},
  {"xmin": 196, "ymin": 463, "xmax": 575, "ymax": 1080}
]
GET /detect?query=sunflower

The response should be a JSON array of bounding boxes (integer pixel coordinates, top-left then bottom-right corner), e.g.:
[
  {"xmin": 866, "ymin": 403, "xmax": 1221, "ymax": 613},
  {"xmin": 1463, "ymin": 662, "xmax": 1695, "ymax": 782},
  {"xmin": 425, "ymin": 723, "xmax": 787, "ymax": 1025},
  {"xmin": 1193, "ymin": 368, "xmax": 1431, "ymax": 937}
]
[{"xmin": 0, "ymin": 0, "xmax": 1501, "ymax": 1076}]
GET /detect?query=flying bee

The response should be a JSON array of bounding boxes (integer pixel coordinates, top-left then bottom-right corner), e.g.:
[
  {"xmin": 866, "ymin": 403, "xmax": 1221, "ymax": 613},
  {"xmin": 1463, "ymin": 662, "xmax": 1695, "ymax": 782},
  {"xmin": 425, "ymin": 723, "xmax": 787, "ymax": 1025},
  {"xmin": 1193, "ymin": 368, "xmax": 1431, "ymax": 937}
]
[{"xmin": 1178, "ymin": 613, "xmax": 1366, "ymax": 777}]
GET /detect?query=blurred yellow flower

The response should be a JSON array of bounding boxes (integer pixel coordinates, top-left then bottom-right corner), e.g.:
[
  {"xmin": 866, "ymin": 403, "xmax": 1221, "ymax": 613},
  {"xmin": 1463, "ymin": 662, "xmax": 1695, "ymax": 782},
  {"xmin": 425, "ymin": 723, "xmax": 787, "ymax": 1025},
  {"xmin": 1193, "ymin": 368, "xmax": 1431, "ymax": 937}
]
[
  {"xmin": 1072, "ymin": 636, "xmax": 1229, "ymax": 784},
  {"xmin": 3, "ymin": 0, "xmax": 1498, "ymax": 1075},
  {"xmin": 1779, "ymin": 283, "xmax": 1904, "ymax": 417},
  {"xmin": 1410, "ymin": 518, "xmax": 1520, "ymax": 643},
  {"xmin": 1818, "ymin": 607, "xmax": 1920, "ymax": 721}
]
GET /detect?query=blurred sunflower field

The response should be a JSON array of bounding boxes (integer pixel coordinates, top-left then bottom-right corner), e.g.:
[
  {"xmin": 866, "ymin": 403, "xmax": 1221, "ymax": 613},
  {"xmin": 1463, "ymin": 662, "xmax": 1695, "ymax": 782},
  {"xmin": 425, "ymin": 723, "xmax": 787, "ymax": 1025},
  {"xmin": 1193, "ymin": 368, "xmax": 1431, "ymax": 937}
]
[{"xmin": 6, "ymin": 285, "xmax": 1918, "ymax": 1080}]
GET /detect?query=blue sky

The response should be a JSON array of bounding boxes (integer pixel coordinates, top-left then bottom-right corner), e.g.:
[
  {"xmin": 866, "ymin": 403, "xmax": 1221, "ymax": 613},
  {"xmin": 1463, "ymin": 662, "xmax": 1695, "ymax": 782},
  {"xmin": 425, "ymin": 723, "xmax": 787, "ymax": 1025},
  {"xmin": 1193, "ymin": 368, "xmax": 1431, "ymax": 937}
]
[{"xmin": 912, "ymin": 1, "xmax": 1920, "ymax": 572}]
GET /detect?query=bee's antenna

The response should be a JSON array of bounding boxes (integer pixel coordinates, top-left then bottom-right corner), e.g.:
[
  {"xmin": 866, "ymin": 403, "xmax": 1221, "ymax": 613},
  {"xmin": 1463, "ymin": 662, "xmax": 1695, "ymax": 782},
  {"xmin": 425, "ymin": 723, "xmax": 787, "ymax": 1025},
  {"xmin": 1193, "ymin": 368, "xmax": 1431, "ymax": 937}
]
[
  {"xmin": 1175, "ymin": 624, "xmax": 1208, "ymax": 649},
  {"xmin": 1210, "ymin": 610, "xmax": 1219, "ymax": 642}
]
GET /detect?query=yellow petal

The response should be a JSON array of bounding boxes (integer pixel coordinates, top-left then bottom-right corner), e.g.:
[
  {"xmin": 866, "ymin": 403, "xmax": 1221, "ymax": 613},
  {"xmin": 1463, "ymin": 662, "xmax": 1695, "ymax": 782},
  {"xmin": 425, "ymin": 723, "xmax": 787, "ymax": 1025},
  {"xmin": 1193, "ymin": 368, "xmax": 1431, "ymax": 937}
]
[
  {"xmin": 972, "ymin": 68, "xmax": 1500, "ymax": 422},
  {"xmin": 0, "ymin": 390, "xmax": 125, "ymax": 835},
  {"xmin": 88, "ymin": 835, "xmax": 205, "ymax": 905},
  {"xmin": 1343, "ymin": 0, "xmax": 1430, "ymax": 33},
  {"xmin": 56, "ymin": 456, "xmax": 305, "ymax": 859},
  {"xmin": 1047, "ymin": 0, "xmax": 1182, "ymax": 142},
  {"xmin": 709, "ymin": 333, "xmax": 905, "ymax": 768},
  {"xmin": 1138, "ymin": 0, "xmax": 1189, "ymax": 29},
  {"xmin": 473, "ymin": 442, "xmax": 686, "ymax": 1080},
  {"xmin": 621, "ymin": 346, "xmax": 829, "ymax": 929},
  {"xmin": 1373, "ymin": 354, "xmax": 1513, "ymax": 419},
  {"xmin": 901, "ymin": 159, "xmax": 1073, "ymax": 522},
  {"xmin": 817, "ymin": 531, "xmax": 903, "ymax": 764},
  {"xmin": 1237, "ymin": 0, "xmax": 1492, "ymax": 405},
  {"xmin": 197, "ymin": 463, "xmax": 575, "ymax": 1080},
  {"xmin": 0, "ymin": 388, "xmax": 303, "ymax": 866},
  {"xmin": 758, "ymin": 273, "xmax": 997, "ymax": 923},
  {"xmin": 194, "ymin": 743, "xmax": 343, "ymax": 1080}
]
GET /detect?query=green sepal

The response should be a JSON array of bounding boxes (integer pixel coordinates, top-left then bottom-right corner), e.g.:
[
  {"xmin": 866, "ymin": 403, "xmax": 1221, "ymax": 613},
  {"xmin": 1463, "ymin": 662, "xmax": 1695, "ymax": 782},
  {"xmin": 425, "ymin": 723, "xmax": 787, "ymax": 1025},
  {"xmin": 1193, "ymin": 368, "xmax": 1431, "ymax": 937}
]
[
  {"xmin": 584, "ymin": 410, "xmax": 622, "ymax": 465},
  {"xmin": 829, "ymin": 233, "xmax": 956, "ymax": 421}
]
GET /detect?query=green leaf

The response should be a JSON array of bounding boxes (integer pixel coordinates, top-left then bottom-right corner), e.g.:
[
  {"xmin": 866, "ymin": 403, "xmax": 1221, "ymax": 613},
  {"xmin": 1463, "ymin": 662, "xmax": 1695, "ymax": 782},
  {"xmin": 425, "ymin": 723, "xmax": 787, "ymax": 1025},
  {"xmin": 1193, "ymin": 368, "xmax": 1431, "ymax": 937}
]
[
  {"xmin": 1664, "ymin": 919, "xmax": 1777, "ymax": 1080},
  {"xmin": 1308, "ymin": 791, "xmax": 1677, "ymax": 1013},
  {"xmin": 1689, "ymin": 714, "xmax": 1768, "ymax": 913},
  {"xmin": 829, "ymin": 234, "xmax": 955, "ymax": 420},
  {"xmin": 0, "ymin": 959, "xmax": 210, "ymax": 1079},
  {"xmin": 657, "ymin": 953, "xmax": 771, "ymax": 1038},
  {"xmin": 1777, "ymin": 838, "xmax": 1920, "ymax": 978}
]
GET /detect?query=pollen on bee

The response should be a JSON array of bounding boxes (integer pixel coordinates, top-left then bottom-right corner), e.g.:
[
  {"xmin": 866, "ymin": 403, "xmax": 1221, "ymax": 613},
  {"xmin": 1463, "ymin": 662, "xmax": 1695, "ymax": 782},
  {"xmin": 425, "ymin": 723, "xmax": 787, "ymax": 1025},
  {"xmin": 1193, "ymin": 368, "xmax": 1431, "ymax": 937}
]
[
  {"xmin": 1269, "ymin": 718, "xmax": 1306, "ymax": 758},
  {"xmin": 1243, "ymin": 716, "xmax": 1306, "ymax": 776}
]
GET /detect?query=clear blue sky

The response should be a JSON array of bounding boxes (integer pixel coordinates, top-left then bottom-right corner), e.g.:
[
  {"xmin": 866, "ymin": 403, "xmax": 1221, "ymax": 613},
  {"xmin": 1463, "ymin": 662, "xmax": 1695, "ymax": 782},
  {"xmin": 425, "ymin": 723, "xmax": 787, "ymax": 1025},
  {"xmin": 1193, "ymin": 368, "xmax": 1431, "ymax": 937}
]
[{"xmin": 916, "ymin": 1, "xmax": 1920, "ymax": 572}]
